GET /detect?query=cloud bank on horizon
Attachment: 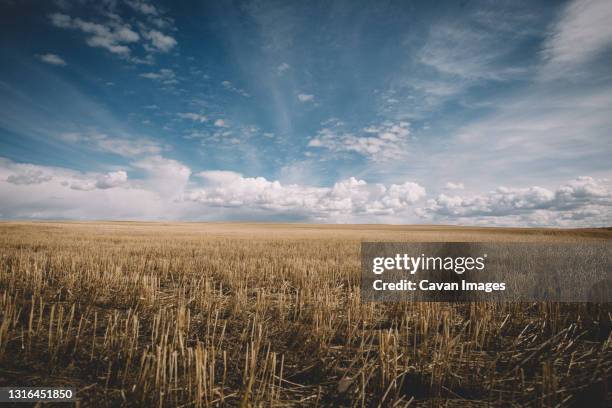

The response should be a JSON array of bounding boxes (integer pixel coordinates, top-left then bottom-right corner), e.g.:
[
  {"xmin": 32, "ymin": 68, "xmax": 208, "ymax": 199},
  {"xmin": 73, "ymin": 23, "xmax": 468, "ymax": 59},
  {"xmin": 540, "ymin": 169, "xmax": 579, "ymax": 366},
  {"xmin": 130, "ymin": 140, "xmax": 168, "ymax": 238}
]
[{"xmin": 0, "ymin": 0, "xmax": 611, "ymax": 226}]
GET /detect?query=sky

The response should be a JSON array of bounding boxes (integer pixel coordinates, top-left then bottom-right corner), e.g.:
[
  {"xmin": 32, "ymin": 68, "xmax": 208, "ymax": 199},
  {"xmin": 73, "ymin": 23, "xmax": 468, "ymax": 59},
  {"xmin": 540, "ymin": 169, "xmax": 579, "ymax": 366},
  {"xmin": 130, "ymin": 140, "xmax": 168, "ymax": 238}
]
[{"xmin": 0, "ymin": 0, "xmax": 611, "ymax": 226}]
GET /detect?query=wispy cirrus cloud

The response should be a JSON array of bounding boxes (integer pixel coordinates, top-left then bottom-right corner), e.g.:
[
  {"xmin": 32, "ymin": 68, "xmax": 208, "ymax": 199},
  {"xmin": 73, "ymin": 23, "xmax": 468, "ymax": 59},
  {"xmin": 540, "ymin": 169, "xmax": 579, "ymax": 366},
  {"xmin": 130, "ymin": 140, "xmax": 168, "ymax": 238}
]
[
  {"xmin": 37, "ymin": 53, "xmax": 67, "ymax": 66},
  {"xmin": 60, "ymin": 132, "xmax": 162, "ymax": 157},
  {"xmin": 221, "ymin": 81, "xmax": 250, "ymax": 97},
  {"xmin": 3, "ymin": 0, "xmax": 611, "ymax": 226},
  {"xmin": 409, "ymin": 0, "xmax": 612, "ymax": 191},
  {"xmin": 418, "ymin": 23, "xmax": 524, "ymax": 82},
  {"xmin": 541, "ymin": 0, "xmax": 612, "ymax": 77}
]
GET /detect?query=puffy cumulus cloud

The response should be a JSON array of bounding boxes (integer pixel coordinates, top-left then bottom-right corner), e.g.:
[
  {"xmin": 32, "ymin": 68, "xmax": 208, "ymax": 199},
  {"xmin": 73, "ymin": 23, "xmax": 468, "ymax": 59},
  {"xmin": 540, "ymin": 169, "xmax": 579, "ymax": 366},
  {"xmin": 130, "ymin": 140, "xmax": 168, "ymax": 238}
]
[
  {"xmin": 37, "ymin": 53, "xmax": 66, "ymax": 66},
  {"xmin": 96, "ymin": 170, "xmax": 128, "ymax": 189},
  {"xmin": 69, "ymin": 171, "xmax": 128, "ymax": 191},
  {"xmin": 1, "ymin": 158, "xmax": 127, "ymax": 194},
  {"xmin": 308, "ymin": 121, "xmax": 411, "ymax": 160},
  {"xmin": 1, "ymin": 156, "xmax": 610, "ymax": 226},
  {"xmin": 1, "ymin": 157, "xmax": 420, "ymax": 221},
  {"xmin": 381, "ymin": 182, "xmax": 427, "ymax": 209},
  {"xmin": 7, "ymin": 169, "xmax": 53, "ymax": 185},
  {"xmin": 555, "ymin": 176, "xmax": 610, "ymax": 204},
  {"xmin": 2, "ymin": 159, "xmax": 65, "ymax": 183},
  {"xmin": 61, "ymin": 133, "xmax": 162, "ymax": 157},
  {"xmin": 185, "ymin": 174, "xmax": 426, "ymax": 220},
  {"xmin": 132, "ymin": 155, "xmax": 191, "ymax": 198},
  {"xmin": 49, "ymin": 13, "xmax": 139, "ymax": 55},
  {"xmin": 0, "ymin": 157, "xmax": 190, "ymax": 220},
  {"xmin": 421, "ymin": 177, "xmax": 612, "ymax": 226}
]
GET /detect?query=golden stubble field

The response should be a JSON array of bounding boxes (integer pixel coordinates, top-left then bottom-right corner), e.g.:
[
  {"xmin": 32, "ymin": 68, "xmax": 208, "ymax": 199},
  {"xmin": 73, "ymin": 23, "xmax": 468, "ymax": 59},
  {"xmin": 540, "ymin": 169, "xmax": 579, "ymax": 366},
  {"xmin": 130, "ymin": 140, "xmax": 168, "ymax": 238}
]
[{"xmin": 0, "ymin": 222, "xmax": 610, "ymax": 407}]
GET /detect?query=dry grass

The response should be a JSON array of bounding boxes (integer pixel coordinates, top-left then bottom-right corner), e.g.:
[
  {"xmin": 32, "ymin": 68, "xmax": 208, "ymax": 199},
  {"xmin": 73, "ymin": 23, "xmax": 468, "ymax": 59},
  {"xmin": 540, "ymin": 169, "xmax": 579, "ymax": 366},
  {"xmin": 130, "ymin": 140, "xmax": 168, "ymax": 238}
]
[{"xmin": 0, "ymin": 221, "xmax": 610, "ymax": 407}]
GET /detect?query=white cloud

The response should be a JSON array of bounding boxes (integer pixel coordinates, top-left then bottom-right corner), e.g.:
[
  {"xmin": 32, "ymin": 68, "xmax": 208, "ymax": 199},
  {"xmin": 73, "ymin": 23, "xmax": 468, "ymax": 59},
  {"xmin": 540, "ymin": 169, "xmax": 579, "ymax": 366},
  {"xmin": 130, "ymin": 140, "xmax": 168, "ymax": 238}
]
[
  {"xmin": 95, "ymin": 170, "xmax": 128, "ymax": 189},
  {"xmin": 37, "ymin": 53, "xmax": 67, "ymax": 66},
  {"xmin": 49, "ymin": 13, "xmax": 139, "ymax": 56},
  {"xmin": 214, "ymin": 119, "xmax": 227, "ymax": 127},
  {"xmin": 95, "ymin": 137, "xmax": 161, "ymax": 157},
  {"xmin": 186, "ymin": 173, "xmax": 426, "ymax": 219},
  {"xmin": 0, "ymin": 158, "xmax": 425, "ymax": 221},
  {"xmin": 144, "ymin": 30, "xmax": 177, "ymax": 53},
  {"xmin": 1, "ymin": 156, "xmax": 186, "ymax": 217},
  {"xmin": 49, "ymin": 7, "xmax": 176, "ymax": 61},
  {"xmin": 221, "ymin": 80, "xmax": 250, "ymax": 97},
  {"xmin": 61, "ymin": 133, "xmax": 162, "ymax": 157},
  {"xmin": 277, "ymin": 62, "xmax": 290, "ymax": 74},
  {"xmin": 1, "ymin": 158, "xmax": 127, "ymax": 194},
  {"xmin": 1, "ymin": 157, "xmax": 609, "ymax": 226},
  {"xmin": 70, "ymin": 170, "xmax": 128, "ymax": 191},
  {"xmin": 125, "ymin": 0, "xmax": 158, "ymax": 16},
  {"xmin": 196, "ymin": 170, "xmax": 243, "ymax": 184},
  {"xmin": 383, "ymin": 182, "xmax": 428, "ymax": 207},
  {"xmin": 422, "ymin": 177, "xmax": 612, "ymax": 226},
  {"xmin": 418, "ymin": 21, "xmax": 526, "ymax": 82},
  {"xmin": 49, "ymin": 13, "xmax": 71, "ymax": 28},
  {"xmin": 140, "ymin": 68, "xmax": 177, "ymax": 84},
  {"xmin": 132, "ymin": 155, "xmax": 191, "ymax": 198},
  {"xmin": 297, "ymin": 93, "xmax": 314, "ymax": 102},
  {"xmin": 6, "ymin": 168, "xmax": 53, "ymax": 185},
  {"xmin": 0, "ymin": 157, "xmax": 186, "ymax": 220},
  {"xmin": 446, "ymin": 84, "xmax": 612, "ymax": 187},
  {"xmin": 541, "ymin": 0, "xmax": 612, "ymax": 75},
  {"xmin": 308, "ymin": 121, "xmax": 411, "ymax": 160},
  {"xmin": 178, "ymin": 112, "xmax": 207, "ymax": 123},
  {"xmin": 445, "ymin": 182, "xmax": 465, "ymax": 190}
]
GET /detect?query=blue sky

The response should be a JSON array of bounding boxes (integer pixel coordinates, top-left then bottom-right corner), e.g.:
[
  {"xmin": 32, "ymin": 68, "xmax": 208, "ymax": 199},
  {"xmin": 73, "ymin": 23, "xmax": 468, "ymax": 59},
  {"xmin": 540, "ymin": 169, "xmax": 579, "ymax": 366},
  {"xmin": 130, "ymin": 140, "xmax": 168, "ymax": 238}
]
[{"xmin": 0, "ymin": 0, "xmax": 611, "ymax": 226}]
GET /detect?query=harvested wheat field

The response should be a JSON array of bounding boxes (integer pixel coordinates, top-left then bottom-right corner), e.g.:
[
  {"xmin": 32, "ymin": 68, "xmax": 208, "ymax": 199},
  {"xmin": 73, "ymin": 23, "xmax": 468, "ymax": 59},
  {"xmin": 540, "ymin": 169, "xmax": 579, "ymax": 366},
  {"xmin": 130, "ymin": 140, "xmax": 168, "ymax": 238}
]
[{"xmin": 0, "ymin": 222, "xmax": 610, "ymax": 407}]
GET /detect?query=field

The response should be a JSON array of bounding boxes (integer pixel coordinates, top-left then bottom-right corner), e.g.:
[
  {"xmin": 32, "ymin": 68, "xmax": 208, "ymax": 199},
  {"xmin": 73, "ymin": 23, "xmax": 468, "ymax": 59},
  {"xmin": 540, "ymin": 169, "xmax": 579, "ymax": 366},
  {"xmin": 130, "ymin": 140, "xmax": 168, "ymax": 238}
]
[{"xmin": 0, "ymin": 222, "xmax": 610, "ymax": 407}]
